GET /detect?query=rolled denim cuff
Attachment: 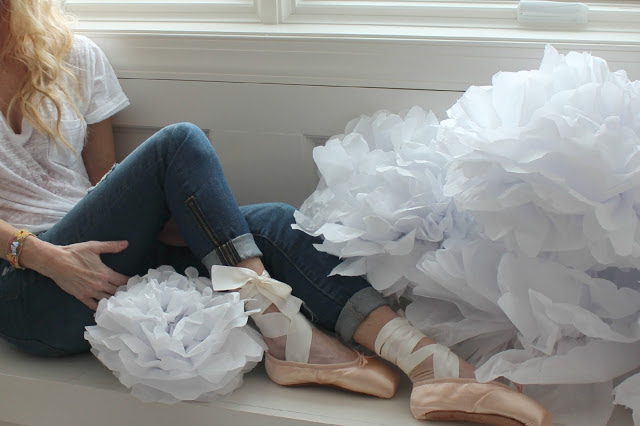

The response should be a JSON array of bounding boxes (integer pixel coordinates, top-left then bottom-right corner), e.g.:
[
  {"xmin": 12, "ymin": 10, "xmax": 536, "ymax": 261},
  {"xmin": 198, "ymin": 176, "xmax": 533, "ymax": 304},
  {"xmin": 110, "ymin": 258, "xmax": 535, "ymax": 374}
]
[
  {"xmin": 201, "ymin": 233, "xmax": 263, "ymax": 269},
  {"xmin": 335, "ymin": 287, "xmax": 388, "ymax": 342}
]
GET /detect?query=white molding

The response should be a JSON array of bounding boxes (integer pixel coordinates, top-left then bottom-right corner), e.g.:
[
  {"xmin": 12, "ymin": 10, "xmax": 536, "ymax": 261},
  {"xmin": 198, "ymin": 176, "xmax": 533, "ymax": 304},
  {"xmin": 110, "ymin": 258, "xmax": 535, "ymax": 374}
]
[
  {"xmin": 66, "ymin": 0, "xmax": 262, "ymax": 23},
  {"xmin": 279, "ymin": 0, "xmax": 637, "ymax": 20},
  {"xmin": 257, "ymin": 0, "xmax": 281, "ymax": 24},
  {"xmin": 275, "ymin": 2, "xmax": 640, "ymax": 37},
  {"xmin": 79, "ymin": 31, "xmax": 639, "ymax": 93},
  {"xmin": 281, "ymin": 0, "xmax": 517, "ymax": 24}
]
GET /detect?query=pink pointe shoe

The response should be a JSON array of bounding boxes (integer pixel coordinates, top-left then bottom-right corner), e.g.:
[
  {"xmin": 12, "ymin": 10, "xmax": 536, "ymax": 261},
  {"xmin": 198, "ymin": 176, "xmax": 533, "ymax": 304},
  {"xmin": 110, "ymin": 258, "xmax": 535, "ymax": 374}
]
[
  {"xmin": 211, "ymin": 266, "xmax": 400, "ymax": 399},
  {"xmin": 264, "ymin": 351, "xmax": 399, "ymax": 398},
  {"xmin": 375, "ymin": 318, "xmax": 552, "ymax": 425}
]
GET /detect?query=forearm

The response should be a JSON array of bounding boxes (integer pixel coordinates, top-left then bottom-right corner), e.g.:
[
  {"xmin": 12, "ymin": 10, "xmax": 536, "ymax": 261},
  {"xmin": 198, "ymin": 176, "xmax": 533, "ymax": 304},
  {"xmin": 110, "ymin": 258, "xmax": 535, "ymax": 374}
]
[
  {"xmin": 0, "ymin": 219, "xmax": 62, "ymax": 275},
  {"xmin": 83, "ymin": 118, "xmax": 116, "ymax": 185}
]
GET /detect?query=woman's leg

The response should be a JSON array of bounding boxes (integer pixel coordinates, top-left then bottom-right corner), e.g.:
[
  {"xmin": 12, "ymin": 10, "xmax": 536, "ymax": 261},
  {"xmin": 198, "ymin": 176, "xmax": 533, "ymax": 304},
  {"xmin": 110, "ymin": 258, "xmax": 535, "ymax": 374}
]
[
  {"xmin": 238, "ymin": 203, "xmax": 549, "ymax": 421},
  {"xmin": 353, "ymin": 306, "xmax": 478, "ymax": 381},
  {"xmin": 238, "ymin": 203, "xmax": 389, "ymax": 364},
  {"xmin": 241, "ymin": 203, "xmax": 387, "ymax": 339},
  {"xmin": 350, "ymin": 307, "xmax": 552, "ymax": 424},
  {"xmin": 0, "ymin": 260, "xmax": 73, "ymax": 356},
  {"xmin": 42, "ymin": 122, "xmax": 261, "ymax": 275},
  {"xmin": 1, "ymin": 123, "xmax": 262, "ymax": 355},
  {"xmin": 206, "ymin": 202, "xmax": 399, "ymax": 397},
  {"xmin": 2, "ymin": 122, "xmax": 382, "ymax": 361}
]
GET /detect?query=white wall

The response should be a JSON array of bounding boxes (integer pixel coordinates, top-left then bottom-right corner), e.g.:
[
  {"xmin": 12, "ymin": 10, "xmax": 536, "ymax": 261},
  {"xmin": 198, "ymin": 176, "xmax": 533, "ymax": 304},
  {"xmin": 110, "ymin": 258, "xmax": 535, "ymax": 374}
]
[
  {"xmin": 93, "ymin": 31, "xmax": 639, "ymax": 208},
  {"xmin": 108, "ymin": 64, "xmax": 464, "ymax": 208}
]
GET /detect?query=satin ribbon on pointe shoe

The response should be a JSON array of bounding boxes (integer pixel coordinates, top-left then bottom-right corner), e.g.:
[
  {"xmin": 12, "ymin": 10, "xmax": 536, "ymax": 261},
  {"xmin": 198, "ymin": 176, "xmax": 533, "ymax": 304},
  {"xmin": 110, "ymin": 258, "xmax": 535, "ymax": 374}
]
[
  {"xmin": 375, "ymin": 316, "xmax": 459, "ymax": 379},
  {"xmin": 210, "ymin": 265, "xmax": 312, "ymax": 363}
]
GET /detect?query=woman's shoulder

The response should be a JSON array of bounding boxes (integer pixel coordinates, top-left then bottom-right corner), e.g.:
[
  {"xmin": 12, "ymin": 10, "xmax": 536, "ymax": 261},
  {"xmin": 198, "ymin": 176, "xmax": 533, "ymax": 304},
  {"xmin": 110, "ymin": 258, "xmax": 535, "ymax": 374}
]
[
  {"xmin": 72, "ymin": 34, "xmax": 102, "ymax": 50},
  {"xmin": 66, "ymin": 34, "xmax": 104, "ymax": 68}
]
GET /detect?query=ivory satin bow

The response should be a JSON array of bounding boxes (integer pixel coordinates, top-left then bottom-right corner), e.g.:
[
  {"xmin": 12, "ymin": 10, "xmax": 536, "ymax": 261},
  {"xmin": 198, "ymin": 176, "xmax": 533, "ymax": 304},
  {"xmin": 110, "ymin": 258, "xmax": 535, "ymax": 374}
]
[{"xmin": 210, "ymin": 266, "xmax": 313, "ymax": 363}]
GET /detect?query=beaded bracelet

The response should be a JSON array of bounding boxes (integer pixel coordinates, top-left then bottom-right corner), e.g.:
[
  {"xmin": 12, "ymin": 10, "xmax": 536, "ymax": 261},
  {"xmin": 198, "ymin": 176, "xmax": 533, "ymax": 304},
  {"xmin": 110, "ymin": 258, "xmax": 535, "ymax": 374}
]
[{"xmin": 7, "ymin": 230, "xmax": 35, "ymax": 270}]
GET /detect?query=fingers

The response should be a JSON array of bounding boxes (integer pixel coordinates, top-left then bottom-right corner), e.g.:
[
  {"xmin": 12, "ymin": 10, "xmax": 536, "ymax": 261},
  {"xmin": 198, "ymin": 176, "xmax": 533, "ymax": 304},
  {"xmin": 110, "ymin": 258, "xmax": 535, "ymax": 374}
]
[
  {"xmin": 80, "ymin": 273, "xmax": 127, "ymax": 308},
  {"xmin": 55, "ymin": 242, "xmax": 132, "ymax": 311},
  {"xmin": 88, "ymin": 240, "xmax": 129, "ymax": 255},
  {"xmin": 74, "ymin": 241, "xmax": 131, "ymax": 287},
  {"xmin": 80, "ymin": 290, "xmax": 117, "ymax": 311},
  {"xmin": 108, "ymin": 270, "xmax": 130, "ymax": 287},
  {"xmin": 96, "ymin": 291, "xmax": 113, "ymax": 301},
  {"xmin": 96, "ymin": 273, "xmax": 128, "ymax": 294},
  {"xmin": 102, "ymin": 282, "xmax": 119, "ymax": 295},
  {"xmin": 83, "ymin": 297, "xmax": 99, "ymax": 311},
  {"xmin": 84, "ymin": 294, "xmax": 110, "ymax": 311}
]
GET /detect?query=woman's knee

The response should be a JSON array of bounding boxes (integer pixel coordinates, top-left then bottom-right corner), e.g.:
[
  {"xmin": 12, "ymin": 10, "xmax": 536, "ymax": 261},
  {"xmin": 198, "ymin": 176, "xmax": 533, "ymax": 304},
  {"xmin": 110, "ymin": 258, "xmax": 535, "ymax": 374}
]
[
  {"xmin": 153, "ymin": 122, "xmax": 212, "ymax": 156},
  {"xmin": 166, "ymin": 122, "xmax": 204, "ymax": 140}
]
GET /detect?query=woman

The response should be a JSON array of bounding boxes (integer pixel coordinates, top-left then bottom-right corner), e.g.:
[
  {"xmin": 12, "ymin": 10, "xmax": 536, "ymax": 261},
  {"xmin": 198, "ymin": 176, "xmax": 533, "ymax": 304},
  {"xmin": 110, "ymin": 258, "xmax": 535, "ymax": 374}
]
[{"xmin": 0, "ymin": 0, "xmax": 551, "ymax": 424}]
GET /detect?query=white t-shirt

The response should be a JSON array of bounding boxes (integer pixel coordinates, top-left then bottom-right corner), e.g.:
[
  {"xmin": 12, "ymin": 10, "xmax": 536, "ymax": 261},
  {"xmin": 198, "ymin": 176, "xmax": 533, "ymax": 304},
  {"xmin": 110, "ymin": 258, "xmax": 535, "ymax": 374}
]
[{"xmin": 0, "ymin": 35, "xmax": 130, "ymax": 233}]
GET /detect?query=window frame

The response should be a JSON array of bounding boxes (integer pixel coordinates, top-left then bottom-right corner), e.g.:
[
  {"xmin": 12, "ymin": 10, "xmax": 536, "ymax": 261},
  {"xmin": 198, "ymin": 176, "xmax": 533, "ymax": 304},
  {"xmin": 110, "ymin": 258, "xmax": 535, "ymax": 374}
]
[
  {"xmin": 66, "ymin": 0, "xmax": 640, "ymax": 29},
  {"xmin": 65, "ymin": 0, "xmax": 640, "ymax": 93}
]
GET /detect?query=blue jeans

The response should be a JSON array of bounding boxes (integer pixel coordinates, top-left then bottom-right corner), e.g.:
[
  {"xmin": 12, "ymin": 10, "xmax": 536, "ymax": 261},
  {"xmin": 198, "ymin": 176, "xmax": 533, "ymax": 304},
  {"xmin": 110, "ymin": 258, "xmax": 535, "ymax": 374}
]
[{"xmin": 0, "ymin": 123, "xmax": 386, "ymax": 356}]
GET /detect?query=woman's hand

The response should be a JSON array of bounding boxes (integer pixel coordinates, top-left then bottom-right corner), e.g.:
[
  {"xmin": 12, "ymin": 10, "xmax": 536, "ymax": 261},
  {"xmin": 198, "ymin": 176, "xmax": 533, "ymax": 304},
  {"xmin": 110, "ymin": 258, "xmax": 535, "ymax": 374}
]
[
  {"xmin": 49, "ymin": 241, "xmax": 131, "ymax": 311},
  {"xmin": 20, "ymin": 238, "xmax": 130, "ymax": 311}
]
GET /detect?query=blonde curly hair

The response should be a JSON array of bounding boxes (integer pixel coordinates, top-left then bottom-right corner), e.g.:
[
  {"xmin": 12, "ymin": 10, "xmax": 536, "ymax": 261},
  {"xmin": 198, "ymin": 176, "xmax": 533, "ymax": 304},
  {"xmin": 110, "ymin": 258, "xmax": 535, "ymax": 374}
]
[{"xmin": 1, "ymin": 0, "xmax": 80, "ymax": 148}]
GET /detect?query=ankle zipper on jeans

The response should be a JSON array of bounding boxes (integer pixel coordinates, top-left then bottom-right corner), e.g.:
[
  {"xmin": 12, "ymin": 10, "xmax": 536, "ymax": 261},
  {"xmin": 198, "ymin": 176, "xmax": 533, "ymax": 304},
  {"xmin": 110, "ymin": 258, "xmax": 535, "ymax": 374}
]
[
  {"xmin": 185, "ymin": 195, "xmax": 243, "ymax": 265},
  {"xmin": 185, "ymin": 196, "xmax": 220, "ymax": 246}
]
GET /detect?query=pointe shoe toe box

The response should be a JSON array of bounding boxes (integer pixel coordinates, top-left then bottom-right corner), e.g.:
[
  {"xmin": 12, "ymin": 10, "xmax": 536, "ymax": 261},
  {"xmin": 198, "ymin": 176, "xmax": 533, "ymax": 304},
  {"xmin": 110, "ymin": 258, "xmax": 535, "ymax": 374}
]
[
  {"xmin": 411, "ymin": 379, "xmax": 552, "ymax": 426},
  {"xmin": 265, "ymin": 352, "xmax": 400, "ymax": 399}
]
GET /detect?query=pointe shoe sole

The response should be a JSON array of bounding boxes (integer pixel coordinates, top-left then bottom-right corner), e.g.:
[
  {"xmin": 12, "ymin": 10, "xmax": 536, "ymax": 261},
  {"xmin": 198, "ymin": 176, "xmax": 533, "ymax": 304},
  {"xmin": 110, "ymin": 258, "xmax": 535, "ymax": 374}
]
[
  {"xmin": 411, "ymin": 378, "xmax": 552, "ymax": 426},
  {"xmin": 424, "ymin": 411, "xmax": 524, "ymax": 426},
  {"xmin": 264, "ymin": 351, "xmax": 400, "ymax": 399}
]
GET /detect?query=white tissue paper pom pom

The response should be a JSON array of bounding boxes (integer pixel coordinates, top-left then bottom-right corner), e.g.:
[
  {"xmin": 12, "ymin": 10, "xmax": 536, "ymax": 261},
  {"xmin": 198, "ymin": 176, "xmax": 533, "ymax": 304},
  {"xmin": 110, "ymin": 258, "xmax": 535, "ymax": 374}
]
[
  {"xmin": 84, "ymin": 266, "xmax": 266, "ymax": 403},
  {"xmin": 406, "ymin": 238, "xmax": 517, "ymax": 366},
  {"xmin": 440, "ymin": 45, "xmax": 640, "ymax": 270},
  {"xmin": 295, "ymin": 45, "xmax": 640, "ymax": 425},
  {"xmin": 294, "ymin": 106, "xmax": 477, "ymax": 294},
  {"xmin": 614, "ymin": 373, "xmax": 640, "ymax": 426}
]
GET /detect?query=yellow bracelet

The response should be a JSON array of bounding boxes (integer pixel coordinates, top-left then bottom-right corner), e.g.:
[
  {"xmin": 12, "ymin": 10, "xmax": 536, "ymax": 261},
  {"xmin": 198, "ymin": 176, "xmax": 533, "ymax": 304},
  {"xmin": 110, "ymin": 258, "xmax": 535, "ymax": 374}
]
[{"xmin": 7, "ymin": 230, "xmax": 35, "ymax": 270}]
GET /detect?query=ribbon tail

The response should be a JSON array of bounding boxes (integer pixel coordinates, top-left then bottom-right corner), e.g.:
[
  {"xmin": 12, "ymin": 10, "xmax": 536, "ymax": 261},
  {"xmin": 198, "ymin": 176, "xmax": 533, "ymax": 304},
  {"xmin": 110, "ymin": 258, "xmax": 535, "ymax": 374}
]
[{"xmin": 285, "ymin": 313, "xmax": 313, "ymax": 363}]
